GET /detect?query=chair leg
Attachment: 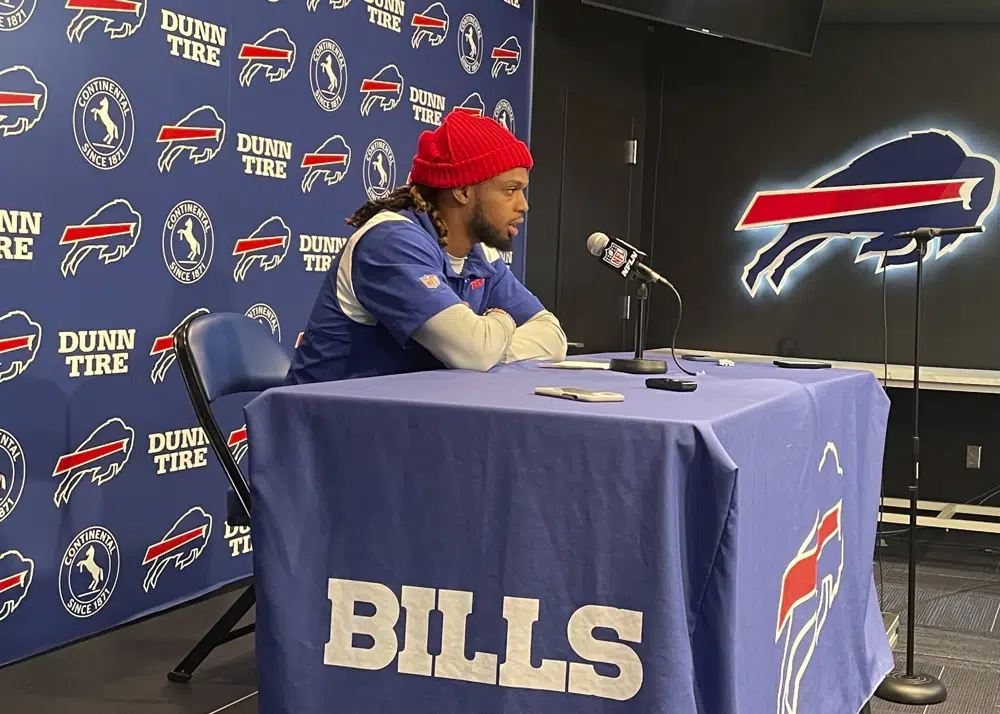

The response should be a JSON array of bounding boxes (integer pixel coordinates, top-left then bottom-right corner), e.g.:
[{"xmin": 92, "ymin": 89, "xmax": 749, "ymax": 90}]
[{"xmin": 167, "ymin": 584, "xmax": 257, "ymax": 683}]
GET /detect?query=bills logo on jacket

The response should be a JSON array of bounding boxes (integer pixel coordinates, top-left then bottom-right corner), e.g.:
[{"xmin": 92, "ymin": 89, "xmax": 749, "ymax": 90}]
[
  {"xmin": 0, "ymin": 0, "xmax": 534, "ymax": 669},
  {"xmin": 739, "ymin": 129, "xmax": 1000, "ymax": 297}
]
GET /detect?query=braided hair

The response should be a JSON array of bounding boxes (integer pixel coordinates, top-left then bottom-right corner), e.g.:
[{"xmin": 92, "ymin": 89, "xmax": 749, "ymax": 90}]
[{"xmin": 345, "ymin": 184, "xmax": 450, "ymax": 247}]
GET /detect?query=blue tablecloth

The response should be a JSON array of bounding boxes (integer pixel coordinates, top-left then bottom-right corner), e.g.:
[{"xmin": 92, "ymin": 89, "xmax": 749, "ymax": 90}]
[{"xmin": 244, "ymin": 355, "xmax": 894, "ymax": 714}]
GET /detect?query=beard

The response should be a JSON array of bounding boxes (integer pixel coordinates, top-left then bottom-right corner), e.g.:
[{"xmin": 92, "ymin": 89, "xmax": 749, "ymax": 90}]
[{"xmin": 469, "ymin": 200, "xmax": 513, "ymax": 252}]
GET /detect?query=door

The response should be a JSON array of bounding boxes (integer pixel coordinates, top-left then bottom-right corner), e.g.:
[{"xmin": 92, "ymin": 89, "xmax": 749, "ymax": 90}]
[{"xmin": 555, "ymin": 91, "xmax": 638, "ymax": 354}]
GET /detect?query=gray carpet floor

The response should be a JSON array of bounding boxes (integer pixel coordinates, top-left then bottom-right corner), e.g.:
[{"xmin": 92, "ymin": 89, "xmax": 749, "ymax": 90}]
[{"xmin": 872, "ymin": 539, "xmax": 1000, "ymax": 714}]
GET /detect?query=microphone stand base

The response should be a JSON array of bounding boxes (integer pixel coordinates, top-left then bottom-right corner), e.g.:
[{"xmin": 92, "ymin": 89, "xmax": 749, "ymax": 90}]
[
  {"xmin": 609, "ymin": 357, "xmax": 667, "ymax": 374},
  {"xmin": 875, "ymin": 671, "xmax": 947, "ymax": 705}
]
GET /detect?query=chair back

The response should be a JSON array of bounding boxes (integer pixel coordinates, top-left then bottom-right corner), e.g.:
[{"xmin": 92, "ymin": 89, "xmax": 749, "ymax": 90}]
[{"xmin": 174, "ymin": 313, "xmax": 292, "ymax": 521}]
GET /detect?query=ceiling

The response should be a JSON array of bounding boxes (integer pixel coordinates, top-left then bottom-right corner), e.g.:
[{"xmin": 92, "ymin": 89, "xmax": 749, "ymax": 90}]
[{"xmin": 822, "ymin": 0, "xmax": 1000, "ymax": 22}]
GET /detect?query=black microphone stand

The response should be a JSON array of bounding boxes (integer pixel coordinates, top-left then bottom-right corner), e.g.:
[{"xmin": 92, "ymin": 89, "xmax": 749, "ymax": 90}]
[
  {"xmin": 874, "ymin": 225, "xmax": 981, "ymax": 706},
  {"xmin": 609, "ymin": 274, "xmax": 668, "ymax": 374}
]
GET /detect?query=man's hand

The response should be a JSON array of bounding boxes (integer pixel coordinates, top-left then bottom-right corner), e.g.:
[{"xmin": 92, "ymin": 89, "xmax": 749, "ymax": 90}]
[{"xmin": 486, "ymin": 308, "xmax": 511, "ymax": 320}]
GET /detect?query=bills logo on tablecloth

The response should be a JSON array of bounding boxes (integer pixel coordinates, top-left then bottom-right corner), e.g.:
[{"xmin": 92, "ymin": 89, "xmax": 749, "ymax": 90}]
[
  {"xmin": 0, "ymin": 65, "xmax": 47, "ymax": 137},
  {"xmin": 0, "ymin": 550, "xmax": 33, "ymax": 623},
  {"xmin": 775, "ymin": 442, "xmax": 844, "ymax": 714},
  {"xmin": 60, "ymin": 199, "xmax": 142, "ymax": 277},
  {"xmin": 65, "ymin": 0, "xmax": 146, "ymax": 43},
  {"xmin": 738, "ymin": 129, "xmax": 1000, "ymax": 297},
  {"xmin": 0, "ymin": 310, "xmax": 41, "ymax": 385},
  {"xmin": 142, "ymin": 506, "xmax": 213, "ymax": 592}
]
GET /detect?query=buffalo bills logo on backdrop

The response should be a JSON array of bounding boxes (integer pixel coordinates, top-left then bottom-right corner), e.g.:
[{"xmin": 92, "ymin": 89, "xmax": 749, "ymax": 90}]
[
  {"xmin": 363, "ymin": 138, "xmax": 396, "ymax": 201},
  {"xmin": 0, "ymin": 65, "xmax": 46, "ymax": 138},
  {"xmin": 60, "ymin": 199, "xmax": 142, "ymax": 278},
  {"xmin": 0, "ymin": 309, "xmax": 41, "ymax": 384},
  {"xmin": 493, "ymin": 99, "xmax": 515, "ymax": 134},
  {"xmin": 310, "ymin": 38, "xmax": 348, "ymax": 112},
  {"xmin": 453, "ymin": 91, "xmax": 484, "ymax": 117},
  {"xmin": 360, "ymin": 64, "xmax": 404, "ymax": 116},
  {"xmin": 0, "ymin": 429, "xmax": 26, "ymax": 524},
  {"xmin": 238, "ymin": 28, "xmax": 296, "ymax": 87},
  {"xmin": 52, "ymin": 417, "xmax": 134, "ymax": 507},
  {"xmin": 0, "ymin": 0, "xmax": 35, "ymax": 32},
  {"xmin": 457, "ymin": 13, "xmax": 482, "ymax": 74},
  {"xmin": 301, "ymin": 134, "xmax": 351, "ymax": 192},
  {"xmin": 162, "ymin": 200, "xmax": 214, "ymax": 284},
  {"xmin": 306, "ymin": 0, "xmax": 351, "ymax": 10},
  {"xmin": 246, "ymin": 303, "xmax": 281, "ymax": 340},
  {"xmin": 228, "ymin": 425, "xmax": 248, "ymax": 464},
  {"xmin": 411, "ymin": 2, "xmax": 449, "ymax": 48},
  {"xmin": 59, "ymin": 526, "xmax": 120, "ymax": 618},
  {"xmin": 490, "ymin": 36, "xmax": 521, "ymax": 78},
  {"xmin": 65, "ymin": 0, "xmax": 145, "ymax": 42},
  {"xmin": 232, "ymin": 216, "xmax": 290, "ymax": 281},
  {"xmin": 156, "ymin": 105, "xmax": 226, "ymax": 172},
  {"xmin": 739, "ymin": 129, "xmax": 1000, "ymax": 297},
  {"xmin": 0, "ymin": 551, "xmax": 33, "ymax": 623},
  {"xmin": 775, "ymin": 442, "xmax": 844, "ymax": 714},
  {"xmin": 142, "ymin": 506, "xmax": 212, "ymax": 592},
  {"xmin": 73, "ymin": 77, "xmax": 134, "ymax": 171},
  {"xmin": 149, "ymin": 307, "xmax": 209, "ymax": 384}
]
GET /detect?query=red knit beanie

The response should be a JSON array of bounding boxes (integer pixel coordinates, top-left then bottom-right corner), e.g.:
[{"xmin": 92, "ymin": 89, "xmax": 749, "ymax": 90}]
[{"xmin": 409, "ymin": 110, "xmax": 533, "ymax": 188}]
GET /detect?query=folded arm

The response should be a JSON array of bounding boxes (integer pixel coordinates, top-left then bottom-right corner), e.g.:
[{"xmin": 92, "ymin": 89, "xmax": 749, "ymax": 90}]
[
  {"xmin": 501, "ymin": 309, "xmax": 568, "ymax": 364},
  {"xmin": 412, "ymin": 304, "xmax": 517, "ymax": 372}
]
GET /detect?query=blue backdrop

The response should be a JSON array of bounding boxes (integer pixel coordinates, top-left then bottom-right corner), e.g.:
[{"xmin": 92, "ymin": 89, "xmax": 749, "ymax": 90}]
[{"xmin": 0, "ymin": 0, "xmax": 534, "ymax": 667}]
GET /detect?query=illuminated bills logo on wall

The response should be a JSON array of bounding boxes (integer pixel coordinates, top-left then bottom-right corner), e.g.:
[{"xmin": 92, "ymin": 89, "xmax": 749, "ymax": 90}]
[{"xmin": 737, "ymin": 129, "xmax": 1000, "ymax": 297}]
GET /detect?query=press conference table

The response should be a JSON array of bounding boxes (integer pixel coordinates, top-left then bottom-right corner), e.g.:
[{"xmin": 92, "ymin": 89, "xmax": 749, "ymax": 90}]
[{"xmin": 243, "ymin": 355, "xmax": 894, "ymax": 714}]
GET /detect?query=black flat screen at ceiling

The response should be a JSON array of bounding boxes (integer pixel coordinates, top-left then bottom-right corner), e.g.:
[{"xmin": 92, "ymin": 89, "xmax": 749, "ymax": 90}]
[{"xmin": 580, "ymin": 0, "xmax": 825, "ymax": 56}]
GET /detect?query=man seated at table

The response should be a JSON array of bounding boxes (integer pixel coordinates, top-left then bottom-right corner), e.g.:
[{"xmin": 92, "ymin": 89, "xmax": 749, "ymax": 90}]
[{"xmin": 286, "ymin": 111, "xmax": 567, "ymax": 385}]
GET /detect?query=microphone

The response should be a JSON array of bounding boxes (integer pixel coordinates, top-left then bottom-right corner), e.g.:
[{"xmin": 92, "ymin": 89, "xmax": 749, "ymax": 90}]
[
  {"xmin": 586, "ymin": 232, "xmax": 666, "ymax": 284},
  {"xmin": 583, "ymin": 231, "xmax": 701, "ymax": 377},
  {"xmin": 894, "ymin": 225, "xmax": 983, "ymax": 240}
]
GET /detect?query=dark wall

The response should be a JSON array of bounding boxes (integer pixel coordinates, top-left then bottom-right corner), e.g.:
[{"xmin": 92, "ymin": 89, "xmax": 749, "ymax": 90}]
[
  {"xmin": 526, "ymin": 0, "xmax": 652, "ymax": 313},
  {"xmin": 645, "ymin": 22, "xmax": 1000, "ymax": 370},
  {"xmin": 643, "ymin": 21, "xmax": 1000, "ymax": 504}
]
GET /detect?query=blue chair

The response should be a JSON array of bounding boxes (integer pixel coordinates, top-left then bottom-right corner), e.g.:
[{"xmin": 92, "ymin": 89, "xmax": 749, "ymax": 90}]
[{"xmin": 166, "ymin": 312, "xmax": 292, "ymax": 683}]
